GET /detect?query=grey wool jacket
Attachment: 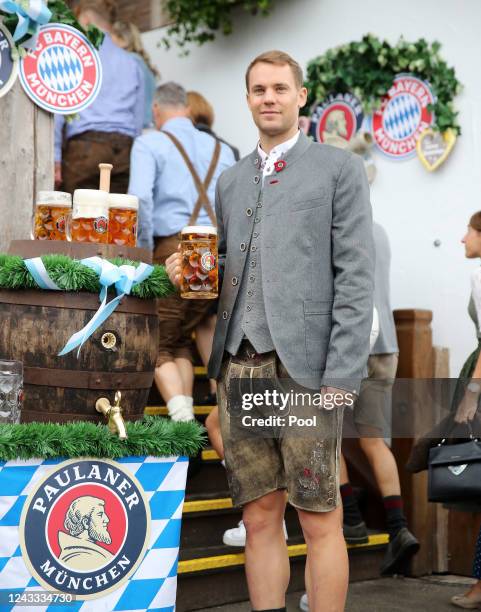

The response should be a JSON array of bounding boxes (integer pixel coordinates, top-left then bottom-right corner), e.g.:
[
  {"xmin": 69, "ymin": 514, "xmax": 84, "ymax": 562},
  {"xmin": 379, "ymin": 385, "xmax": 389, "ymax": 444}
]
[{"xmin": 207, "ymin": 131, "xmax": 375, "ymax": 392}]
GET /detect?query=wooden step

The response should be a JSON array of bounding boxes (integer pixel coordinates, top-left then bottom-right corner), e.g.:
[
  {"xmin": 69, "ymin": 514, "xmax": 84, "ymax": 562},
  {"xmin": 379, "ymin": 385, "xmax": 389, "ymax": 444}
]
[
  {"xmin": 179, "ymin": 534, "xmax": 388, "ymax": 574},
  {"xmin": 145, "ymin": 405, "xmax": 215, "ymax": 417},
  {"xmin": 176, "ymin": 534, "xmax": 389, "ymax": 610}
]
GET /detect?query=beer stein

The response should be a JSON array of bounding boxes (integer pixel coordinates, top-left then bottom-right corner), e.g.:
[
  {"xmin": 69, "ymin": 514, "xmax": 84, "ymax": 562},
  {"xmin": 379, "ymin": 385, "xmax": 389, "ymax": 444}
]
[
  {"xmin": 68, "ymin": 189, "xmax": 109, "ymax": 244},
  {"xmin": 108, "ymin": 194, "xmax": 138, "ymax": 247},
  {"xmin": 32, "ymin": 191, "xmax": 72, "ymax": 241},
  {"xmin": 180, "ymin": 226, "xmax": 218, "ymax": 299}
]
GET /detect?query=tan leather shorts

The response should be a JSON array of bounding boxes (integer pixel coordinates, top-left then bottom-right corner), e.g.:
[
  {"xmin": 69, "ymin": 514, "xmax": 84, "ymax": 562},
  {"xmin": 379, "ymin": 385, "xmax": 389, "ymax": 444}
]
[{"xmin": 217, "ymin": 344, "xmax": 343, "ymax": 512}]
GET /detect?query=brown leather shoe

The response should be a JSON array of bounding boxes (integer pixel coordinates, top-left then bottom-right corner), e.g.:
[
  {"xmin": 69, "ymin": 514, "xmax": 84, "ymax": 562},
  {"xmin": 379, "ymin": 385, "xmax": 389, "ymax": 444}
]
[{"xmin": 451, "ymin": 594, "xmax": 481, "ymax": 609}]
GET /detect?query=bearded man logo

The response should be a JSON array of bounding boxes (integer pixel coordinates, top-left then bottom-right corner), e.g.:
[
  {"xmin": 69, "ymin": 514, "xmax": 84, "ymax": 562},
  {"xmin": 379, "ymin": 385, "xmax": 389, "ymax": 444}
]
[{"xmin": 58, "ymin": 496, "xmax": 114, "ymax": 571}]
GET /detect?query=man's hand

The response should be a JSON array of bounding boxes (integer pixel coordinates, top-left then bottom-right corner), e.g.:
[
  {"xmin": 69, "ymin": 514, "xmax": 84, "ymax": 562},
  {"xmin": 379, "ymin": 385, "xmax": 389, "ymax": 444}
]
[
  {"xmin": 54, "ymin": 162, "xmax": 62, "ymax": 189},
  {"xmin": 165, "ymin": 247, "xmax": 182, "ymax": 288},
  {"xmin": 455, "ymin": 389, "xmax": 479, "ymax": 424},
  {"xmin": 320, "ymin": 386, "xmax": 356, "ymax": 410}
]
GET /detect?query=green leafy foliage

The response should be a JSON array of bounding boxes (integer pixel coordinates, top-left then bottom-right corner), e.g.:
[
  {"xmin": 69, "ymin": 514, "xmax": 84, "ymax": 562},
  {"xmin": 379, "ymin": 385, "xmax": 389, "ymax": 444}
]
[
  {"xmin": 303, "ymin": 34, "xmax": 462, "ymax": 134},
  {"xmin": 1, "ymin": 0, "xmax": 104, "ymax": 50},
  {"xmin": 0, "ymin": 417, "xmax": 206, "ymax": 460},
  {"xmin": 0, "ymin": 254, "xmax": 175, "ymax": 299},
  {"xmin": 162, "ymin": 0, "xmax": 274, "ymax": 51}
]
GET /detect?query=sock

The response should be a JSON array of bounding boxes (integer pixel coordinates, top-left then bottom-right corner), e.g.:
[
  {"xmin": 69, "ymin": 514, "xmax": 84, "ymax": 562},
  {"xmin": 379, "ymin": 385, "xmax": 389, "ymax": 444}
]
[
  {"xmin": 252, "ymin": 608, "xmax": 286, "ymax": 612},
  {"xmin": 221, "ymin": 459, "xmax": 226, "ymax": 468},
  {"xmin": 340, "ymin": 483, "xmax": 364, "ymax": 526},
  {"xmin": 383, "ymin": 495, "xmax": 407, "ymax": 539},
  {"xmin": 183, "ymin": 396, "xmax": 194, "ymax": 409},
  {"xmin": 167, "ymin": 395, "xmax": 194, "ymax": 422}
]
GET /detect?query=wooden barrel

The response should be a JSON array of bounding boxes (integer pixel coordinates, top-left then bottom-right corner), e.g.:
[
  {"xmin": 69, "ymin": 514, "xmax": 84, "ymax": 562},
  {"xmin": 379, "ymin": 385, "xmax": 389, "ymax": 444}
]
[{"xmin": 0, "ymin": 240, "xmax": 159, "ymax": 424}]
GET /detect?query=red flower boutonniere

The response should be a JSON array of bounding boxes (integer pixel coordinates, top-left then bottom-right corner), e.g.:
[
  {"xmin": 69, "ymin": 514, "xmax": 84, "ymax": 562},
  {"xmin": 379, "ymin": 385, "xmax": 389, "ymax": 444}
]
[{"xmin": 274, "ymin": 159, "xmax": 287, "ymax": 173}]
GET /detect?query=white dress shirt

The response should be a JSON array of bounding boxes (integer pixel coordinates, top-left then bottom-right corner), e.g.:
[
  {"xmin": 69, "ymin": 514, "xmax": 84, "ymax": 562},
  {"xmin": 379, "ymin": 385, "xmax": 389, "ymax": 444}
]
[{"xmin": 257, "ymin": 131, "xmax": 300, "ymax": 181}]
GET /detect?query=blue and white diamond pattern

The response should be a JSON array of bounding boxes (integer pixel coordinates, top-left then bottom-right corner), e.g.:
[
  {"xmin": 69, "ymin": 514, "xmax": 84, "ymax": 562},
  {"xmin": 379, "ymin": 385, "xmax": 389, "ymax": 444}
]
[
  {"xmin": 38, "ymin": 45, "xmax": 83, "ymax": 93},
  {"xmin": 382, "ymin": 94, "xmax": 421, "ymax": 141},
  {"xmin": 0, "ymin": 455, "xmax": 189, "ymax": 612}
]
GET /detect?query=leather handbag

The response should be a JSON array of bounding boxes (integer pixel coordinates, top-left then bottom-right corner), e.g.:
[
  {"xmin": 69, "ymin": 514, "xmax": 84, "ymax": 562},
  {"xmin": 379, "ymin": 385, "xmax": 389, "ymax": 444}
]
[{"xmin": 428, "ymin": 427, "xmax": 481, "ymax": 502}]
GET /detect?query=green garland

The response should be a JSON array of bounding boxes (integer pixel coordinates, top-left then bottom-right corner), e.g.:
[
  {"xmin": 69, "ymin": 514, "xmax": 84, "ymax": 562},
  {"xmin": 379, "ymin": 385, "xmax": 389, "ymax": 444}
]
[
  {"xmin": 1, "ymin": 0, "xmax": 104, "ymax": 55},
  {"xmin": 0, "ymin": 253, "xmax": 175, "ymax": 299},
  {"xmin": 0, "ymin": 417, "xmax": 205, "ymax": 460},
  {"xmin": 162, "ymin": 0, "xmax": 275, "ymax": 51},
  {"xmin": 304, "ymin": 34, "xmax": 462, "ymax": 134}
]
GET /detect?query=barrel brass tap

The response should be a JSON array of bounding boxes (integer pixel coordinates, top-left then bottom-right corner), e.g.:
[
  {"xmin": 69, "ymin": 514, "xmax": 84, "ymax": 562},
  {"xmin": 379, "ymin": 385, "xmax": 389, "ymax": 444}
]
[{"xmin": 95, "ymin": 391, "xmax": 128, "ymax": 440}]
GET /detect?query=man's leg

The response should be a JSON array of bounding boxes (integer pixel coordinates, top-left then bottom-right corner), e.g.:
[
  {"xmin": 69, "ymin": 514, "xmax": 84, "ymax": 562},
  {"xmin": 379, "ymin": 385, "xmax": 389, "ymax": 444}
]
[
  {"xmin": 195, "ymin": 313, "xmax": 218, "ymax": 397},
  {"xmin": 298, "ymin": 506, "xmax": 348, "ymax": 612},
  {"xmin": 174, "ymin": 357, "xmax": 195, "ymax": 396},
  {"xmin": 205, "ymin": 406, "xmax": 224, "ymax": 459},
  {"xmin": 243, "ymin": 490, "xmax": 289, "ymax": 610}
]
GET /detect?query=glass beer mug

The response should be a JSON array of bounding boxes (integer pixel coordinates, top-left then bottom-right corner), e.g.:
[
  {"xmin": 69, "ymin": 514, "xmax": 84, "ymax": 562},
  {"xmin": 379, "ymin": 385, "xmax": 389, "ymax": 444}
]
[
  {"xmin": 180, "ymin": 226, "xmax": 218, "ymax": 299},
  {"xmin": 68, "ymin": 189, "xmax": 109, "ymax": 244},
  {"xmin": 108, "ymin": 194, "xmax": 138, "ymax": 247},
  {"xmin": 32, "ymin": 191, "xmax": 72, "ymax": 240}
]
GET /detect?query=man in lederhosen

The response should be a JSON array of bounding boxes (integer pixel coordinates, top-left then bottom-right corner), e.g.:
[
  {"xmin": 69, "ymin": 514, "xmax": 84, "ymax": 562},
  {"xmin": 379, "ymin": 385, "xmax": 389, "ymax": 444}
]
[
  {"xmin": 129, "ymin": 82, "xmax": 236, "ymax": 422},
  {"xmin": 166, "ymin": 52, "xmax": 374, "ymax": 611}
]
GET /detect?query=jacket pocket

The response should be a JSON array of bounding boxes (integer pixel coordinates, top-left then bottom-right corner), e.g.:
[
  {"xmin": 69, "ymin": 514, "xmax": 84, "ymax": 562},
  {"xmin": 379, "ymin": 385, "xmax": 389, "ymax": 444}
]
[{"xmin": 304, "ymin": 300, "xmax": 332, "ymax": 371}]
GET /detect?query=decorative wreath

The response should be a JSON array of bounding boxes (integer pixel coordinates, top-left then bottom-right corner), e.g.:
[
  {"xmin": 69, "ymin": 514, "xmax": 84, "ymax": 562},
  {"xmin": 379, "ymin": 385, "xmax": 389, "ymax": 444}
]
[
  {"xmin": 303, "ymin": 34, "xmax": 462, "ymax": 134},
  {"xmin": 0, "ymin": 253, "xmax": 173, "ymax": 299}
]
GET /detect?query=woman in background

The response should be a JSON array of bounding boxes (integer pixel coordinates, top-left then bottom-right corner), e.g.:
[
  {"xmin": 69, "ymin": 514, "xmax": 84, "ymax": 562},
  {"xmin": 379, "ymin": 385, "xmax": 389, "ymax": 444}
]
[
  {"xmin": 112, "ymin": 21, "xmax": 159, "ymax": 129},
  {"xmin": 187, "ymin": 91, "xmax": 240, "ymax": 161},
  {"xmin": 450, "ymin": 212, "xmax": 481, "ymax": 609}
]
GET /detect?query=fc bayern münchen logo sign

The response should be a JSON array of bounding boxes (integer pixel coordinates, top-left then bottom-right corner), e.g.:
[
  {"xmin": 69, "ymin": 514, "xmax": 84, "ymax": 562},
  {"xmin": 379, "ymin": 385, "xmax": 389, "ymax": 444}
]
[
  {"xmin": 19, "ymin": 458, "xmax": 151, "ymax": 600},
  {"xmin": 309, "ymin": 92, "xmax": 364, "ymax": 144},
  {"xmin": 0, "ymin": 22, "xmax": 19, "ymax": 98},
  {"xmin": 370, "ymin": 74, "xmax": 435, "ymax": 160},
  {"xmin": 19, "ymin": 23, "xmax": 102, "ymax": 114}
]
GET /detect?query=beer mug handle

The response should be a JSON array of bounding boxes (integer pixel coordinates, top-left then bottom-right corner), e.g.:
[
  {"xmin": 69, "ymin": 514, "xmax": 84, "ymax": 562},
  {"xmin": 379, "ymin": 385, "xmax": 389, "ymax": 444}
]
[
  {"xmin": 30, "ymin": 210, "xmax": 36, "ymax": 240},
  {"xmin": 65, "ymin": 212, "xmax": 73, "ymax": 242}
]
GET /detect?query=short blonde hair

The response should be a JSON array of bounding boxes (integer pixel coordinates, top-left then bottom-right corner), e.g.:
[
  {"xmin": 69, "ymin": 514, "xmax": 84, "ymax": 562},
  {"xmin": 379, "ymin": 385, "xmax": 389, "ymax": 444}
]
[
  {"xmin": 187, "ymin": 91, "xmax": 214, "ymax": 128},
  {"xmin": 245, "ymin": 50, "xmax": 304, "ymax": 91}
]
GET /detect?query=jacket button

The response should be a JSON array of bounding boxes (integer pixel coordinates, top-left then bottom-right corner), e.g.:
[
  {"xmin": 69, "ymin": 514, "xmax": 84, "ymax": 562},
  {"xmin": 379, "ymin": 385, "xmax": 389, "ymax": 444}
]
[
  {"xmin": 249, "ymin": 275, "xmax": 255, "ymax": 282},
  {"xmin": 246, "ymin": 208, "xmax": 253, "ymax": 217},
  {"xmin": 253, "ymin": 232, "xmax": 259, "ymax": 239},
  {"xmin": 251, "ymin": 245, "xmax": 257, "ymax": 252},
  {"xmin": 232, "ymin": 277, "xmax": 238, "ymax": 286},
  {"xmin": 247, "ymin": 290, "xmax": 253, "ymax": 297},
  {"xmin": 250, "ymin": 260, "xmax": 256, "ymax": 268},
  {"xmin": 257, "ymin": 202, "xmax": 262, "ymax": 208},
  {"xmin": 253, "ymin": 176, "xmax": 260, "ymax": 184},
  {"xmin": 222, "ymin": 311, "xmax": 228, "ymax": 319},
  {"xmin": 254, "ymin": 217, "xmax": 261, "ymax": 223},
  {"xmin": 240, "ymin": 242, "xmax": 246, "ymax": 251},
  {"xmin": 246, "ymin": 305, "xmax": 252, "ymax": 312}
]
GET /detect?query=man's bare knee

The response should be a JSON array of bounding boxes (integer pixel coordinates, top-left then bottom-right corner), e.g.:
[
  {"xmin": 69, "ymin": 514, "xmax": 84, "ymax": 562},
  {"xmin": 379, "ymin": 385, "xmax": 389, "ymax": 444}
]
[
  {"xmin": 359, "ymin": 435, "xmax": 386, "ymax": 454},
  {"xmin": 242, "ymin": 491, "xmax": 286, "ymax": 537},
  {"xmin": 297, "ymin": 506, "xmax": 343, "ymax": 542}
]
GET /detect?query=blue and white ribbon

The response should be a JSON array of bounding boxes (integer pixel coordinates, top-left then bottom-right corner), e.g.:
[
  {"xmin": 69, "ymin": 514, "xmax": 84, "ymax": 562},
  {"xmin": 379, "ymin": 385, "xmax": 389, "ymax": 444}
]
[
  {"xmin": 0, "ymin": 0, "xmax": 51, "ymax": 49},
  {"xmin": 24, "ymin": 256, "xmax": 154, "ymax": 357},
  {"xmin": 24, "ymin": 257, "xmax": 61, "ymax": 291}
]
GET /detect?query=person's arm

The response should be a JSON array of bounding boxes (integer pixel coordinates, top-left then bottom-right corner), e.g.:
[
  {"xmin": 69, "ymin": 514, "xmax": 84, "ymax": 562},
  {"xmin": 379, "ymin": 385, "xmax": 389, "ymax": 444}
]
[
  {"xmin": 321, "ymin": 154, "xmax": 375, "ymax": 395},
  {"xmin": 54, "ymin": 115, "xmax": 65, "ymax": 188},
  {"xmin": 455, "ymin": 268, "xmax": 481, "ymax": 422},
  {"xmin": 128, "ymin": 138, "xmax": 156, "ymax": 251}
]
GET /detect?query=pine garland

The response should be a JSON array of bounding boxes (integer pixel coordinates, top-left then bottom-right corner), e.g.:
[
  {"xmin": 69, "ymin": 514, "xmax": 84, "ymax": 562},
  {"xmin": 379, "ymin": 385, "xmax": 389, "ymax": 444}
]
[
  {"xmin": 0, "ymin": 417, "xmax": 205, "ymax": 461},
  {"xmin": 0, "ymin": 254, "xmax": 175, "ymax": 299}
]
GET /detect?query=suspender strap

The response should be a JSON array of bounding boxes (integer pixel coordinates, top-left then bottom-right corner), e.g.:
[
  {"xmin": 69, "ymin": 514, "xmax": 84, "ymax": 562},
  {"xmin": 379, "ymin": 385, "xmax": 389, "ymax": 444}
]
[{"xmin": 162, "ymin": 130, "xmax": 220, "ymax": 226}]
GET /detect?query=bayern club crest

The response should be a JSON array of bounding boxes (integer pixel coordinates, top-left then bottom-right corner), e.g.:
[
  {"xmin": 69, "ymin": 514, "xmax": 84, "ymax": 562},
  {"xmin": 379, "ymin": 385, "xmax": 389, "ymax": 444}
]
[
  {"xmin": 19, "ymin": 458, "xmax": 150, "ymax": 600},
  {"xmin": 19, "ymin": 23, "xmax": 102, "ymax": 114},
  {"xmin": 370, "ymin": 74, "xmax": 436, "ymax": 160},
  {"xmin": 309, "ymin": 92, "xmax": 364, "ymax": 144}
]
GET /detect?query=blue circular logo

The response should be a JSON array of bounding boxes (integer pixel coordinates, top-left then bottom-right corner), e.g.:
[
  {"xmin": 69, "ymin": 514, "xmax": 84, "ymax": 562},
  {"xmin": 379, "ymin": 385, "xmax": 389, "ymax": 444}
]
[{"xmin": 20, "ymin": 459, "xmax": 151, "ymax": 600}]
